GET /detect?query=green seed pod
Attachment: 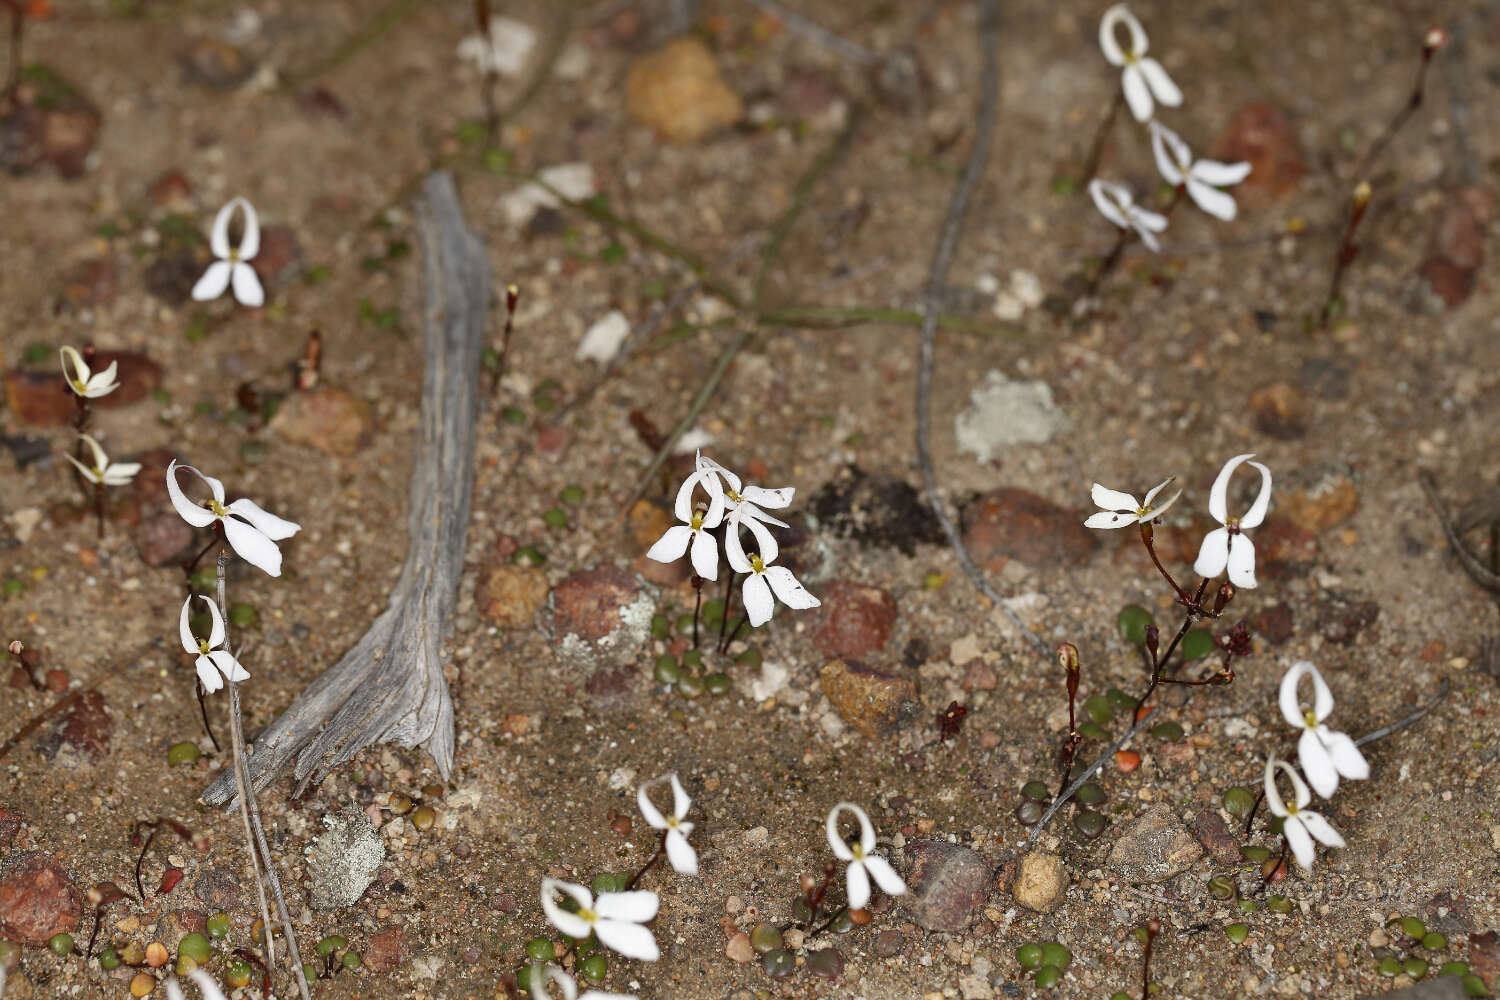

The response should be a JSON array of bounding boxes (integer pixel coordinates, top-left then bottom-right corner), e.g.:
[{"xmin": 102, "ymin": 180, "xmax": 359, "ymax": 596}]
[
  {"xmin": 762, "ymin": 949, "xmax": 795, "ymax": 979},
  {"xmin": 1421, "ymin": 931, "xmax": 1447, "ymax": 950},
  {"xmin": 98, "ymin": 946, "xmax": 120, "ymax": 971},
  {"xmin": 48, "ymin": 932, "xmax": 74, "ymax": 957},
  {"xmin": 653, "ymin": 655, "xmax": 682, "ymax": 685},
  {"xmin": 1266, "ymin": 895, "xmax": 1292, "ymax": 913},
  {"xmin": 1117, "ymin": 605, "xmax": 1153, "ymax": 645},
  {"xmin": 316, "ymin": 935, "xmax": 348, "ymax": 958},
  {"xmin": 167, "ymin": 741, "xmax": 201, "ymax": 766},
  {"xmin": 1040, "ymin": 942, "xmax": 1071, "ymax": 969},
  {"xmin": 178, "ymin": 932, "xmax": 212, "ymax": 962},
  {"xmin": 1377, "ymin": 956, "xmax": 1403, "ymax": 977},
  {"xmin": 1034, "ymin": 964, "xmax": 1061, "ymax": 989},
  {"xmin": 579, "ymin": 954, "xmax": 607, "ymax": 981},
  {"xmin": 1020, "ymin": 781, "xmax": 1051, "ymax": 802},
  {"xmin": 1402, "ymin": 958, "xmax": 1428, "ymax": 978},
  {"xmin": 341, "ymin": 951, "xmax": 362, "ymax": 970},
  {"xmin": 1222, "ymin": 786, "xmax": 1255, "ymax": 819},
  {"xmin": 1075, "ymin": 782, "xmax": 1106, "ymax": 805},
  {"xmin": 749, "ymin": 923, "xmax": 783, "ymax": 953},
  {"xmin": 1180, "ymin": 628, "xmax": 1215, "ymax": 661},
  {"xmin": 205, "ymin": 913, "xmax": 231, "ymax": 939},
  {"xmin": 1016, "ymin": 943, "xmax": 1043, "ymax": 970},
  {"xmin": 1150, "ymin": 721, "xmax": 1185, "ymax": 742},
  {"xmin": 525, "ymin": 937, "xmax": 553, "ymax": 962},
  {"xmin": 1224, "ymin": 923, "xmax": 1249, "ymax": 944},
  {"xmin": 1207, "ymin": 876, "xmax": 1235, "ymax": 901},
  {"xmin": 1083, "ymin": 695, "xmax": 1113, "ymax": 725},
  {"xmin": 704, "ymin": 673, "xmax": 732, "ymax": 695}
]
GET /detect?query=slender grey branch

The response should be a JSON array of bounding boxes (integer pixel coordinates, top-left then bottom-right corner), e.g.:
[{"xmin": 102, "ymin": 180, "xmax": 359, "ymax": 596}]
[
  {"xmin": 743, "ymin": 0, "xmax": 876, "ymax": 66},
  {"xmin": 204, "ymin": 172, "xmax": 488, "ymax": 806},
  {"xmin": 1354, "ymin": 678, "xmax": 1450, "ymax": 748},
  {"xmin": 913, "ymin": 0, "xmax": 1049, "ymax": 660}
]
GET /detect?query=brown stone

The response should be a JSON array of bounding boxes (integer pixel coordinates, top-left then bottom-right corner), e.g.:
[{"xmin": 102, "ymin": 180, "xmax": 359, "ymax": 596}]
[
  {"xmin": 475, "ymin": 563, "xmax": 549, "ymax": 629},
  {"xmin": 1210, "ymin": 104, "xmax": 1305, "ymax": 203},
  {"xmin": 900, "ymin": 841, "xmax": 989, "ymax": 931},
  {"xmin": 627, "ymin": 499, "xmax": 687, "ymax": 586},
  {"xmin": 133, "ymin": 512, "xmax": 195, "ymax": 568},
  {"xmin": 1421, "ymin": 187, "xmax": 1493, "ymax": 307},
  {"xmin": 1316, "ymin": 593, "xmax": 1379, "ymax": 646},
  {"xmin": 819, "ymin": 659, "xmax": 919, "ymax": 739},
  {"xmin": 129, "ymin": 449, "xmax": 178, "ymax": 507},
  {"xmin": 1469, "ymin": 931, "xmax": 1500, "ymax": 988},
  {"xmin": 960, "ymin": 488, "xmax": 1096, "ymax": 569},
  {"xmin": 193, "ymin": 868, "xmax": 242, "ymax": 911},
  {"xmin": 146, "ymin": 169, "xmax": 194, "ymax": 208},
  {"xmin": 0, "ymin": 807, "xmax": 20, "ymax": 849},
  {"xmin": 180, "ymin": 39, "xmax": 257, "ymax": 90},
  {"xmin": 268, "ymin": 386, "xmax": 373, "ymax": 456},
  {"xmin": 625, "ymin": 38, "xmax": 744, "ymax": 144},
  {"xmin": 0, "ymin": 852, "xmax": 83, "ymax": 945},
  {"xmin": 45, "ymin": 691, "xmax": 112, "ymax": 760},
  {"xmin": 1107, "ymin": 806, "xmax": 1203, "ymax": 883},
  {"xmin": 59, "ymin": 257, "xmax": 118, "ymax": 310},
  {"xmin": 1248, "ymin": 381, "xmax": 1307, "ymax": 440},
  {"xmin": 1188, "ymin": 809, "xmax": 1242, "ymax": 865},
  {"xmin": 551, "ymin": 566, "xmax": 655, "ymax": 672},
  {"xmin": 249, "ymin": 225, "xmax": 304, "ymax": 290},
  {"xmin": 1249, "ymin": 603, "xmax": 1294, "ymax": 645},
  {"xmin": 725, "ymin": 931, "xmax": 754, "ymax": 963},
  {"xmin": 365, "ymin": 924, "xmax": 408, "ymax": 973},
  {"xmin": 813, "ymin": 580, "xmax": 897, "ymax": 659},
  {"xmin": 1279, "ymin": 475, "xmax": 1359, "ymax": 533},
  {"xmin": 1013, "ymin": 851, "xmax": 1069, "ymax": 914}
]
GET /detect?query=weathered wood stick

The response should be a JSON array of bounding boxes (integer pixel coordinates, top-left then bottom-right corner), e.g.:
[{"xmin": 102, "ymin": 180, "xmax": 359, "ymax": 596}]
[{"xmin": 204, "ymin": 171, "xmax": 489, "ymax": 806}]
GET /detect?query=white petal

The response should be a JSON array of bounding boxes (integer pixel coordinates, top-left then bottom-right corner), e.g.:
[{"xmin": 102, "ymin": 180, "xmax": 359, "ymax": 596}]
[
  {"xmin": 763, "ymin": 566, "xmax": 819, "ymax": 610},
  {"xmin": 1239, "ymin": 461, "xmax": 1274, "ymax": 529},
  {"xmin": 1135, "ymin": 221, "xmax": 1162, "ymax": 253},
  {"xmin": 723, "ymin": 519, "xmax": 753, "ymax": 574},
  {"xmin": 534, "ymin": 966, "xmax": 578, "ymax": 1000},
  {"xmin": 825, "ymin": 803, "xmax": 857, "ymax": 861},
  {"xmin": 1132, "ymin": 205, "xmax": 1168, "ymax": 232},
  {"xmin": 195, "ymin": 656, "xmax": 224, "ymax": 694},
  {"xmin": 78, "ymin": 436, "xmax": 104, "ymax": 474},
  {"xmin": 231, "ymin": 263, "xmax": 265, "ymax": 307},
  {"xmin": 1208, "ymin": 454, "xmax": 1253, "ymax": 525},
  {"xmin": 1298, "ymin": 811, "xmax": 1345, "ymax": 850},
  {"xmin": 1090, "ymin": 483, "xmax": 1138, "ymax": 512},
  {"xmin": 593, "ymin": 919, "xmax": 659, "ymax": 962},
  {"xmin": 861, "ymin": 854, "xmax": 906, "ymax": 897},
  {"xmin": 688, "ymin": 529, "xmax": 719, "ymax": 580},
  {"xmin": 1141, "ymin": 477, "xmax": 1174, "ymax": 507},
  {"xmin": 201, "ymin": 596, "xmax": 226, "ymax": 648},
  {"xmin": 191, "ymin": 260, "xmax": 233, "ymax": 301},
  {"xmin": 1306, "ymin": 663, "xmax": 1334, "ymax": 722},
  {"xmin": 226, "ymin": 498, "xmax": 300, "ymax": 540},
  {"xmin": 1283, "ymin": 816, "xmax": 1316, "ymax": 869},
  {"xmin": 1097, "ymin": 4, "xmax": 1127, "ymax": 64},
  {"xmin": 637, "ymin": 781, "xmax": 669, "ymax": 830},
  {"xmin": 645, "ymin": 525, "xmax": 691, "ymax": 565},
  {"xmin": 1187, "ymin": 178, "xmax": 1238, "ymax": 221},
  {"xmin": 1192, "ymin": 527, "xmax": 1230, "ymax": 579},
  {"xmin": 1285, "ymin": 760, "xmax": 1311, "ymax": 809},
  {"xmin": 179, "ymin": 597, "xmax": 198, "ymax": 655},
  {"xmin": 209, "ymin": 650, "xmax": 249, "ymax": 683},
  {"xmin": 187, "ymin": 969, "xmax": 228, "ymax": 1000},
  {"xmin": 1225, "ymin": 533, "xmax": 1257, "ymax": 589},
  {"xmin": 1298, "ymin": 728, "xmax": 1339, "ymax": 799},
  {"xmin": 209, "ymin": 200, "xmax": 235, "ymax": 260},
  {"xmin": 1121, "ymin": 63, "xmax": 1152, "ymax": 122},
  {"xmin": 1149, "ymin": 121, "xmax": 1188, "ymax": 186},
  {"xmin": 233, "ymin": 197, "xmax": 260, "ymax": 259},
  {"xmin": 695, "ymin": 454, "xmax": 741, "ymax": 495},
  {"xmin": 594, "ymin": 890, "xmax": 659, "ymax": 923},
  {"xmin": 1141, "ymin": 489, "xmax": 1181, "ymax": 522},
  {"xmin": 735, "ymin": 513, "xmax": 779, "ymax": 567},
  {"xmin": 1085, "ymin": 510, "xmax": 1137, "ymax": 529},
  {"xmin": 740, "ymin": 485, "xmax": 793, "ymax": 509},
  {"xmin": 740, "ymin": 573, "xmax": 774, "ymax": 627},
  {"xmin": 669, "ymin": 773, "xmax": 691, "ymax": 819},
  {"xmin": 1190, "ymin": 159, "xmax": 1252, "ymax": 187},
  {"xmin": 664, "ymin": 830, "xmax": 698, "ymax": 876},
  {"xmin": 64, "ymin": 452, "xmax": 101, "ymax": 484},
  {"xmin": 59, "ymin": 346, "xmax": 88, "ymax": 385},
  {"xmin": 672, "ymin": 472, "xmax": 704, "ymax": 524},
  {"xmin": 85, "ymin": 360, "xmax": 120, "ymax": 397},
  {"xmin": 540, "ymin": 879, "xmax": 593, "ymax": 939},
  {"xmin": 845, "ymin": 861, "xmax": 870, "ymax": 911},
  {"xmin": 1138, "ymin": 57, "xmax": 1181, "ymax": 108},
  {"xmin": 734, "ymin": 501, "xmax": 788, "ymax": 529},
  {"xmin": 103, "ymin": 462, "xmax": 142, "ymax": 485},
  {"xmin": 1088, "ymin": 179, "xmax": 1132, "ymax": 230},
  {"xmin": 1279, "ymin": 662, "xmax": 1313, "ymax": 730},
  {"xmin": 1263, "ymin": 758, "xmax": 1288, "ymax": 816},
  {"xmin": 166, "ymin": 461, "xmax": 219, "ymax": 528},
  {"xmin": 166, "ymin": 978, "xmax": 187, "ymax": 1000},
  {"xmin": 223, "ymin": 518, "xmax": 283, "ymax": 577},
  {"xmin": 1322, "ymin": 730, "xmax": 1369, "ymax": 781}
]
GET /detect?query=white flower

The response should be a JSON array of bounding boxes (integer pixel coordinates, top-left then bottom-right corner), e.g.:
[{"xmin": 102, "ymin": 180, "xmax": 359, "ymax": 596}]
[
  {"xmin": 695, "ymin": 453, "xmax": 794, "ymax": 531},
  {"xmin": 1192, "ymin": 453, "xmax": 1271, "ymax": 589},
  {"xmin": 64, "ymin": 434, "xmax": 140, "ymax": 487},
  {"xmin": 166, "ymin": 970, "xmax": 229, "ymax": 1000},
  {"xmin": 646, "ymin": 474, "xmax": 726, "ymax": 580},
  {"xmin": 1098, "ymin": 4, "xmax": 1182, "ymax": 122},
  {"xmin": 540, "ymin": 878, "xmax": 659, "ymax": 962},
  {"xmin": 637, "ymin": 773, "xmax": 698, "ymax": 876},
  {"xmin": 179, "ymin": 595, "xmax": 250, "ymax": 695},
  {"xmin": 192, "ymin": 197, "xmax": 265, "ymax": 307},
  {"xmin": 1264, "ymin": 757, "xmax": 1345, "ymax": 870},
  {"xmin": 167, "ymin": 461, "xmax": 301, "ymax": 577},
  {"xmin": 458, "ymin": 15, "xmax": 537, "ymax": 78},
  {"xmin": 725, "ymin": 516, "xmax": 819, "ymax": 627},
  {"xmin": 59, "ymin": 346, "xmax": 119, "ymax": 399},
  {"xmin": 1084, "ymin": 477, "xmax": 1181, "ymax": 529},
  {"xmin": 529, "ymin": 964, "xmax": 635, "ymax": 1000},
  {"xmin": 1278, "ymin": 661, "xmax": 1369, "ymax": 798},
  {"xmin": 1148, "ymin": 121, "xmax": 1252, "ymax": 222},
  {"xmin": 825, "ymin": 802, "xmax": 906, "ymax": 911},
  {"xmin": 1088, "ymin": 179, "xmax": 1168, "ymax": 252}
]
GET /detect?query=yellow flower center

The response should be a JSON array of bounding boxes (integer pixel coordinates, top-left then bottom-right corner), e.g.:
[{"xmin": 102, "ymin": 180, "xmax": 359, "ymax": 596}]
[
  {"xmin": 208, "ymin": 499, "xmax": 229, "ymax": 517},
  {"xmin": 579, "ymin": 907, "xmax": 597, "ymax": 924},
  {"xmin": 1303, "ymin": 709, "xmax": 1318, "ymax": 729},
  {"xmin": 197, "ymin": 639, "xmax": 211, "ymax": 655},
  {"xmin": 690, "ymin": 512, "xmax": 704, "ymax": 531},
  {"xmin": 748, "ymin": 554, "xmax": 765, "ymax": 574},
  {"xmin": 726, "ymin": 488, "xmax": 742, "ymax": 504},
  {"xmin": 71, "ymin": 378, "xmax": 87, "ymax": 393}
]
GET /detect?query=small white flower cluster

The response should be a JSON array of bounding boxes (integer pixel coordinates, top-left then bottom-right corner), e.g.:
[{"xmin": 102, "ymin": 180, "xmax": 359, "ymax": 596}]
[
  {"xmin": 1089, "ymin": 5, "xmax": 1252, "ymax": 251},
  {"xmin": 1086, "ymin": 453, "xmax": 1272, "ymax": 589},
  {"xmin": 1265, "ymin": 661, "xmax": 1369, "ymax": 869},
  {"xmin": 192, "ymin": 197, "xmax": 265, "ymax": 307},
  {"xmin": 647, "ymin": 452, "xmax": 820, "ymax": 628},
  {"xmin": 826, "ymin": 802, "xmax": 906, "ymax": 911},
  {"xmin": 57, "ymin": 346, "xmax": 140, "ymax": 491},
  {"xmin": 168, "ymin": 461, "xmax": 301, "ymax": 693}
]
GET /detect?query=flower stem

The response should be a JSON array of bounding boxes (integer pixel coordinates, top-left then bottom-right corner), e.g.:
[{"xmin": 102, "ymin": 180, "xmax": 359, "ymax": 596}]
[
  {"xmin": 623, "ymin": 832, "xmax": 667, "ymax": 892},
  {"xmin": 1080, "ymin": 90, "xmax": 1125, "ymax": 184},
  {"xmin": 689, "ymin": 575, "xmax": 703, "ymax": 652},
  {"xmin": 1140, "ymin": 918, "xmax": 1160, "ymax": 1000},
  {"xmin": 1318, "ymin": 182, "xmax": 1373, "ymax": 330}
]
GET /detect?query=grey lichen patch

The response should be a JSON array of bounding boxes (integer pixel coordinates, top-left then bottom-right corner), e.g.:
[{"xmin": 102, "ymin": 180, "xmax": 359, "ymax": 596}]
[
  {"xmin": 305, "ymin": 806, "xmax": 385, "ymax": 910},
  {"xmin": 954, "ymin": 369, "xmax": 1067, "ymax": 463}
]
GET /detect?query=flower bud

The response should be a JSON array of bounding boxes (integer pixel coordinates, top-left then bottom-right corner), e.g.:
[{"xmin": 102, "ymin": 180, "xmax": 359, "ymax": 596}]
[
  {"xmin": 1056, "ymin": 643, "xmax": 1079, "ymax": 673},
  {"xmin": 1144, "ymin": 624, "xmax": 1159, "ymax": 659},
  {"xmin": 1352, "ymin": 180, "xmax": 1372, "ymax": 210},
  {"xmin": 1214, "ymin": 581, "xmax": 1235, "ymax": 614},
  {"xmin": 6, "ymin": 640, "xmax": 21, "ymax": 657},
  {"xmin": 1424, "ymin": 27, "xmax": 1449, "ymax": 53}
]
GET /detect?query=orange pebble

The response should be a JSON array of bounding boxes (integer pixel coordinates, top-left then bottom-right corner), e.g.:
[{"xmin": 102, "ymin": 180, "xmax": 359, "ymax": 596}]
[
  {"xmin": 1114, "ymin": 750, "xmax": 1141, "ymax": 773},
  {"xmin": 130, "ymin": 972, "xmax": 156, "ymax": 996},
  {"xmin": 145, "ymin": 941, "xmax": 168, "ymax": 967},
  {"xmin": 77, "ymin": 548, "xmax": 98, "ymax": 566},
  {"xmin": 1133, "ymin": 704, "xmax": 1154, "ymax": 724}
]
